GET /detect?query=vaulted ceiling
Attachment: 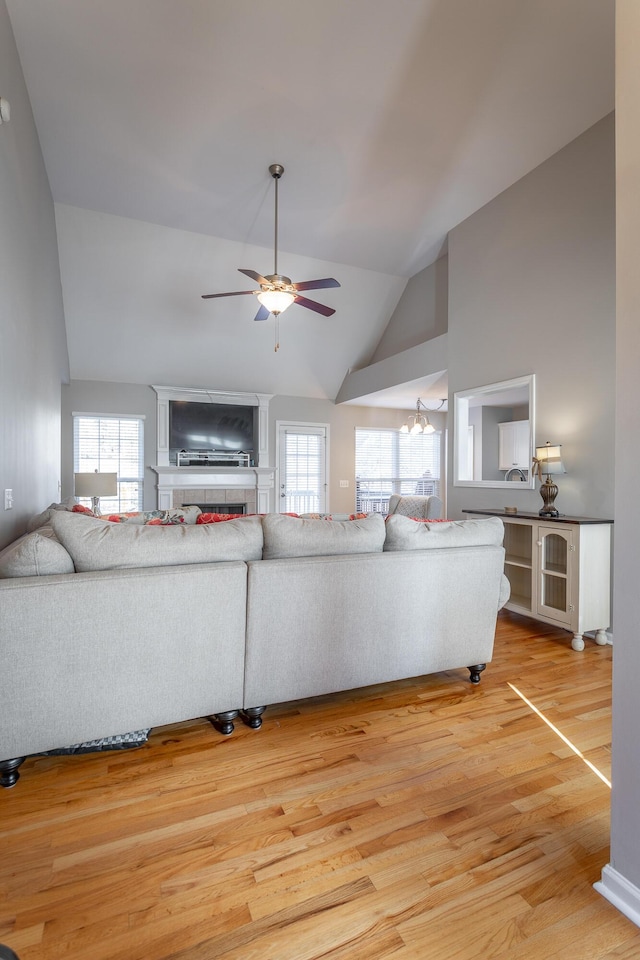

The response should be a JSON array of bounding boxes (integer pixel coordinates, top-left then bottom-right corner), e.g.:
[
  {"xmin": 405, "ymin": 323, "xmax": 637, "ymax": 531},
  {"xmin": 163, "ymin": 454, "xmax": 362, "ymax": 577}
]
[{"xmin": 6, "ymin": 0, "xmax": 614, "ymax": 402}]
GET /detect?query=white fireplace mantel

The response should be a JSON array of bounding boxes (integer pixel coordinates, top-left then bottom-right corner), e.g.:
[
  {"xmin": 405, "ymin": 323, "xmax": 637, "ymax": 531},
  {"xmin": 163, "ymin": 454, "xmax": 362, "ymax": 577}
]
[
  {"xmin": 151, "ymin": 386, "xmax": 274, "ymax": 511},
  {"xmin": 151, "ymin": 465, "xmax": 274, "ymax": 512}
]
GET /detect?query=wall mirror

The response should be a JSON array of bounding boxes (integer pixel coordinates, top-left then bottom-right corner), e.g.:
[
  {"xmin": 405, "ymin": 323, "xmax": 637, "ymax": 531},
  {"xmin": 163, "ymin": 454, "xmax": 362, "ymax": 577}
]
[{"xmin": 453, "ymin": 374, "xmax": 536, "ymax": 489}]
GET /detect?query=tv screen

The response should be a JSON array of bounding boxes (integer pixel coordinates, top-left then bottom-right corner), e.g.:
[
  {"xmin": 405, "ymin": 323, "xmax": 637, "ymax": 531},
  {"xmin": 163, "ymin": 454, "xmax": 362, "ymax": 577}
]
[{"xmin": 169, "ymin": 401, "xmax": 255, "ymax": 461}]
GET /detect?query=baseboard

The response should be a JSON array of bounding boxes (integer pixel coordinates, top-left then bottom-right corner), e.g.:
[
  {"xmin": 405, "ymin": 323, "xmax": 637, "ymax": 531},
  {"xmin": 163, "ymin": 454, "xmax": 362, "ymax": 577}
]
[{"xmin": 594, "ymin": 864, "xmax": 640, "ymax": 927}]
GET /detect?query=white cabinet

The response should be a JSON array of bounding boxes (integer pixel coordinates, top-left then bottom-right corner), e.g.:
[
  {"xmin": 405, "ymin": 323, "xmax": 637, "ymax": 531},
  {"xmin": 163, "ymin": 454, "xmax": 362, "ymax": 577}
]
[
  {"xmin": 464, "ymin": 510, "xmax": 612, "ymax": 650},
  {"xmin": 498, "ymin": 420, "xmax": 530, "ymax": 470}
]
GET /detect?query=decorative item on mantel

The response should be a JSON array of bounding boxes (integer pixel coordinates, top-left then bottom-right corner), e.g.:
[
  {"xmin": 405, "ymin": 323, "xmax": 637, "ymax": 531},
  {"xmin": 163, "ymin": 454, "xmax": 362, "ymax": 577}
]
[
  {"xmin": 400, "ymin": 399, "xmax": 445, "ymax": 435},
  {"xmin": 74, "ymin": 470, "xmax": 117, "ymax": 516},
  {"xmin": 532, "ymin": 442, "xmax": 565, "ymax": 517}
]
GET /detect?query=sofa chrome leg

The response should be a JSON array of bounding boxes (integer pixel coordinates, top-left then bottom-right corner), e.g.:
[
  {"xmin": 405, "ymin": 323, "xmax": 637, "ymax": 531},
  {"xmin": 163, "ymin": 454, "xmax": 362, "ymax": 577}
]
[
  {"xmin": 241, "ymin": 706, "xmax": 266, "ymax": 730},
  {"xmin": 468, "ymin": 664, "xmax": 486, "ymax": 684},
  {"xmin": 0, "ymin": 758, "xmax": 25, "ymax": 788},
  {"xmin": 208, "ymin": 710, "xmax": 239, "ymax": 736}
]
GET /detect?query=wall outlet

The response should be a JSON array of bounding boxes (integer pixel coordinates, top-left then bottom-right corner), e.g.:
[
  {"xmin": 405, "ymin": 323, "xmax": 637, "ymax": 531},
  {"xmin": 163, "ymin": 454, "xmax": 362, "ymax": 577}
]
[
  {"xmin": 339, "ymin": 479, "xmax": 349, "ymax": 488},
  {"xmin": 4, "ymin": 488, "xmax": 13, "ymax": 510}
]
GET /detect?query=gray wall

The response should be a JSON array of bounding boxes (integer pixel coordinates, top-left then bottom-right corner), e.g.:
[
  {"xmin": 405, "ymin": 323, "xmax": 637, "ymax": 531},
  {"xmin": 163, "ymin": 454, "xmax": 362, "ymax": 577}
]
[
  {"xmin": 0, "ymin": 3, "xmax": 69, "ymax": 549},
  {"xmin": 607, "ymin": 0, "xmax": 640, "ymax": 904},
  {"xmin": 60, "ymin": 382, "xmax": 446, "ymax": 516},
  {"xmin": 370, "ymin": 256, "xmax": 448, "ymax": 363},
  {"xmin": 446, "ymin": 113, "xmax": 615, "ymax": 522},
  {"xmin": 60, "ymin": 381, "xmax": 158, "ymax": 510}
]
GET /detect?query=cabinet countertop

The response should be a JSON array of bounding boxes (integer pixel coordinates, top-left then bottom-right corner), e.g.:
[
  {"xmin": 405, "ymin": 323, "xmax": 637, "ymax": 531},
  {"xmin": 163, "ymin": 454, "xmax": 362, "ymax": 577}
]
[{"xmin": 462, "ymin": 508, "xmax": 613, "ymax": 525}]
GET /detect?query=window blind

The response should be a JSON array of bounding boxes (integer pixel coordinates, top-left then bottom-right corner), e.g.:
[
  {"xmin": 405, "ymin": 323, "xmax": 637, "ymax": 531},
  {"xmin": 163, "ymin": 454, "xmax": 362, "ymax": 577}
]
[
  {"xmin": 73, "ymin": 414, "xmax": 144, "ymax": 513},
  {"xmin": 281, "ymin": 427, "xmax": 326, "ymax": 514},
  {"xmin": 355, "ymin": 428, "xmax": 441, "ymax": 513}
]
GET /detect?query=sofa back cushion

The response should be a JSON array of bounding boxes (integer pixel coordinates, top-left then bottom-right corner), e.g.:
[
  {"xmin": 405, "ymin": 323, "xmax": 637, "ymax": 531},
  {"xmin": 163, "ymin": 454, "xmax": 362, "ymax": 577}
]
[
  {"xmin": 384, "ymin": 514, "xmax": 504, "ymax": 551},
  {"xmin": 0, "ymin": 527, "xmax": 75, "ymax": 578},
  {"xmin": 51, "ymin": 511, "xmax": 263, "ymax": 571},
  {"xmin": 262, "ymin": 512, "xmax": 386, "ymax": 560}
]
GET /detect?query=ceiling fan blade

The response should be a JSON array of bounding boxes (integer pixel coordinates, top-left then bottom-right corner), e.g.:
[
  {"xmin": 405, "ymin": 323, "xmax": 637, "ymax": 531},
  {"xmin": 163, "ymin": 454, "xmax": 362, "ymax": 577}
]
[
  {"xmin": 292, "ymin": 278, "xmax": 341, "ymax": 292},
  {"xmin": 238, "ymin": 268, "xmax": 270, "ymax": 286},
  {"xmin": 293, "ymin": 295, "xmax": 335, "ymax": 317},
  {"xmin": 253, "ymin": 304, "xmax": 270, "ymax": 322},
  {"xmin": 201, "ymin": 290, "xmax": 256, "ymax": 299}
]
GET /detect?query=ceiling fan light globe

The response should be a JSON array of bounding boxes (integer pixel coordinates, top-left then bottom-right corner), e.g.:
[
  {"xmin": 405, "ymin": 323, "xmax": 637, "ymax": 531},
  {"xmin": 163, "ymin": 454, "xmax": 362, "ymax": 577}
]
[
  {"xmin": 423, "ymin": 422, "xmax": 435, "ymax": 434},
  {"xmin": 400, "ymin": 423, "xmax": 409, "ymax": 433},
  {"xmin": 257, "ymin": 289, "xmax": 295, "ymax": 315},
  {"xmin": 410, "ymin": 422, "xmax": 423, "ymax": 435}
]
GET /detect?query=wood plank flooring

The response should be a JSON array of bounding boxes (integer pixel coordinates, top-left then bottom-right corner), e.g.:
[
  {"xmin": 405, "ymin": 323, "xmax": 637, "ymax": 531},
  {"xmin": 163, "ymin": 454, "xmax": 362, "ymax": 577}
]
[{"xmin": 2, "ymin": 611, "xmax": 638, "ymax": 960}]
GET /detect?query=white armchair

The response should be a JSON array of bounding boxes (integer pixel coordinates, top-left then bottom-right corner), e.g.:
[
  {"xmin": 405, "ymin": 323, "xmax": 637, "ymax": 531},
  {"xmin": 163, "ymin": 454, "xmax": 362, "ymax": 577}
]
[{"xmin": 387, "ymin": 494, "xmax": 443, "ymax": 520}]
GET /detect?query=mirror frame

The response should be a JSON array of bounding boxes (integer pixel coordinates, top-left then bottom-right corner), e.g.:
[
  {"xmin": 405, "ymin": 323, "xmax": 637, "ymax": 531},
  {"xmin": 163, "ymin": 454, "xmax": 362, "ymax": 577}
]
[{"xmin": 453, "ymin": 374, "xmax": 536, "ymax": 489}]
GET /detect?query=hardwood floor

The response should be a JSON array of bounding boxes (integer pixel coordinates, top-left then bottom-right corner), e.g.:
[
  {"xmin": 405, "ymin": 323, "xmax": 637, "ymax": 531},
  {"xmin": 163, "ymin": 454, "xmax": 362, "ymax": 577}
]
[{"xmin": 1, "ymin": 611, "xmax": 638, "ymax": 960}]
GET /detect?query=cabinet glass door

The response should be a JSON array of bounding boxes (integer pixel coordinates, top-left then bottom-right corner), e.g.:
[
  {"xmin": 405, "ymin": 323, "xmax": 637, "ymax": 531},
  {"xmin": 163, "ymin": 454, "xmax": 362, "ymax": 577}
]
[{"xmin": 537, "ymin": 527, "xmax": 572, "ymax": 624}]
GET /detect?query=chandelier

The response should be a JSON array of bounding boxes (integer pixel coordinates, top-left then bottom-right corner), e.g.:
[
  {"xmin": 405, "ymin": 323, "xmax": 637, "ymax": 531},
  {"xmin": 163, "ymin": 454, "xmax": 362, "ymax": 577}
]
[{"xmin": 400, "ymin": 398, "xmax": 445, "ymax": 435}]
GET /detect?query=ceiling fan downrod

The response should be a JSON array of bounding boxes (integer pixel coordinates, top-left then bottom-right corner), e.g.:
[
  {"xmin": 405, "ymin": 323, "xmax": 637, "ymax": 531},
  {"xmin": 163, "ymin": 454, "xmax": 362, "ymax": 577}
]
[{"xmin": 269, "ymin": 163, "xmax": 284, "ymax": 278}]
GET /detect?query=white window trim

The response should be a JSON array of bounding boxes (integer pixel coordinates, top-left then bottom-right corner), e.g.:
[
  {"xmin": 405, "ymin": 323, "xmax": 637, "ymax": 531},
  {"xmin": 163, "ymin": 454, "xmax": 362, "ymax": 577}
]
[{"xmin": 72, "ymin": 412, "xmax": 146, "ymax": 513}]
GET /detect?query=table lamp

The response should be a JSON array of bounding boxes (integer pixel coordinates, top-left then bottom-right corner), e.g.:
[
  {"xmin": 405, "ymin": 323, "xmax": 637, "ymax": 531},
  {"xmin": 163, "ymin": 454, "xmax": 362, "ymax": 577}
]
[
  {"xmin": 74, "ymin": 471, "xmax": 117, "ymax": 516},
  {"xmin": 532, "ymin": 442, "xmax": 565, "ymax": 517}
]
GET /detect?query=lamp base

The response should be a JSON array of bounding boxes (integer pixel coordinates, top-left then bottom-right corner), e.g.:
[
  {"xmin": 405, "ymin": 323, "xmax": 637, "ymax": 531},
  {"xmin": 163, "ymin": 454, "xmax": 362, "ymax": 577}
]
[
  {"xmin": 538, "ymin": 477, "xmax": 559, "ymax": 518},
  {"xmin": 91, "ymin": 496, "xmax": 101, "ymax": 516}
]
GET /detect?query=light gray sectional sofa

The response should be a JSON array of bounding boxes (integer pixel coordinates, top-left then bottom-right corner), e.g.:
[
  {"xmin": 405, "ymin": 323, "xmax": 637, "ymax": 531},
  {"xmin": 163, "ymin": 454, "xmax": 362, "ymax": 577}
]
[{"xmin": 0, "ymin": 509, "xmax": 509, "ymax": 786}]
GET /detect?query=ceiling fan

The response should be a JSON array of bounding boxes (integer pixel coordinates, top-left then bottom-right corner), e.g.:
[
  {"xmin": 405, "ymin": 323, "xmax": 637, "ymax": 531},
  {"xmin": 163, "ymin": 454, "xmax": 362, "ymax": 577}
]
[{"xmin": 202, "ymin": 164, "xmax": 340, "ymax": 327}]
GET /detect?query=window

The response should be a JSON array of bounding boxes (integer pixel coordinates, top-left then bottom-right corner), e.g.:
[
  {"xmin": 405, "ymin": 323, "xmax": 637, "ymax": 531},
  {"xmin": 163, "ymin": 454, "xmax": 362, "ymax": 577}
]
[
  {"xmin": 73, "ymin": 414, "xmax": 145, "ymax": 513},
  {"xmin": 355, "ymin": 427, "xmax": 441, "ymax": 514},
  {"xmin": 277, "ymin": 423, "xmax": 328, "ymax": 514}
]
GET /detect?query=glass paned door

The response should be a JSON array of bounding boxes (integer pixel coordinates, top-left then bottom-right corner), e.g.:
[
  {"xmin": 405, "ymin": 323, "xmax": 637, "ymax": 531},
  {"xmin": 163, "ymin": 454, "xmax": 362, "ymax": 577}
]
[
  {"xmin": 278, "ymin": 423, "xmax": 328, "ymax": 514},
  {"xmin": 537, "ymin": 527, "xmax": 572, "ymax": 624}
]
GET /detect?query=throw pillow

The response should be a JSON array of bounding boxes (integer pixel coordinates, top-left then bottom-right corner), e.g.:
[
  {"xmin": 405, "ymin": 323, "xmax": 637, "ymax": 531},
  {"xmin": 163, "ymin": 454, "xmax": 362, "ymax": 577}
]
[
  {"xmin": 0, "ymin": 526, "xmax": 75, "ymax": 577},
  {"xmin": 27, "ymin": 497, "xmax": 79, "ymax": 532},
  {"xmin": 383, "ymin": 514, "xmax": 504, "ymax": 551},
  {"xmin": 262, "ymin": 512, "xmax": 386, "ymax": 560},
  {"xmin": 197, "ymin": 512, "xmax": 248, "ymax": 523},
  {"xmin": 51, "ymin": 511, "xmax": 264, "ymax": 571}
]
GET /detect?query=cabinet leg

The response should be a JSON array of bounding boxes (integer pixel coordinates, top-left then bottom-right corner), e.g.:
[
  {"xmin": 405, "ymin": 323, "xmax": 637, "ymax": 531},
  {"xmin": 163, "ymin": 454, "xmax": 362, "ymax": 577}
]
[
  {"xmin": 595, "ymin": 629, "xmax": 609, "ymax": 646},
  {"xmin": 572, "ymin": 633, "xmax": 585, "ymax": 652}
]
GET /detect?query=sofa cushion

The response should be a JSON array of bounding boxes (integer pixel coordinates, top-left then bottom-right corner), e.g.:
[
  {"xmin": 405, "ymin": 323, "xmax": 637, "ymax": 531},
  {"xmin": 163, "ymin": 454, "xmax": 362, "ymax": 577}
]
[
  {"xmin": 51, "ymin": 510, "xmax": 263, "ymax": 571},
  {"xmin": 262, "ymin": 512, "xmax": 386, "ymax": 560},
  {"xmin": 0, "ymin": 526, "xmax": 75, "ymax": 578},
  {"xmin": 384, "ymin": 514, "xmax": 504, "ymax": 551}
]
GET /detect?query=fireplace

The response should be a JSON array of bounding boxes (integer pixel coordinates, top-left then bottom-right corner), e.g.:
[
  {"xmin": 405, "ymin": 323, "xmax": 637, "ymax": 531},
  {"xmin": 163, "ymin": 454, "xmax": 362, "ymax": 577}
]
[
  {"xmin": 171, "ymin": 487, "xmax": 258, "ymax": 513},
  {"xmin": 152, "ymin": 386, "xmax": 275, "ymax": 513},
  {"xmin": 188, "ymin": 503, "xmax": 247, "ymax": 514}
]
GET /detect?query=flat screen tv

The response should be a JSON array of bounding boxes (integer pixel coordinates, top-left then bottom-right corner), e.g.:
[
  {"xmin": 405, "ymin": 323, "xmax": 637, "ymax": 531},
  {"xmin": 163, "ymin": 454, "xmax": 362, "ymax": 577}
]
[{"xmin": 169, "ymin": 401, "xmax": 256, "ymax": 463}]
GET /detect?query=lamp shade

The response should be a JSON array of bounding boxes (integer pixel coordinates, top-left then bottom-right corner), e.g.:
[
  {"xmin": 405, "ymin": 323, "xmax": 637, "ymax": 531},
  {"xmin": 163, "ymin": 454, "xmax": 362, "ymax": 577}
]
[
  {"xmin": 74, "ymin": 472, "xmax": 118, "ymax": 498},
  {"xmin": 534, "ymin": 444, "xmax": 565, "ymax": 476}
]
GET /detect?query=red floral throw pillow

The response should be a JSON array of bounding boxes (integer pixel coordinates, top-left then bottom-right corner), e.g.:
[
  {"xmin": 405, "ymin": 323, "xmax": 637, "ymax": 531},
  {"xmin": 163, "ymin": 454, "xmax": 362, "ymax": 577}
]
[{"xmin": 197, "ymin": 512, "xmax": 249, "ymax": 523}]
